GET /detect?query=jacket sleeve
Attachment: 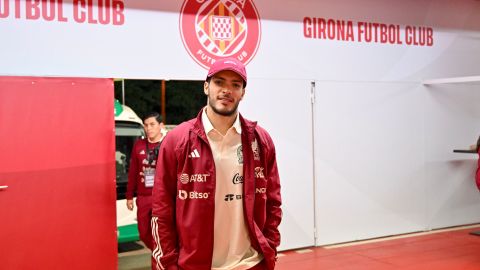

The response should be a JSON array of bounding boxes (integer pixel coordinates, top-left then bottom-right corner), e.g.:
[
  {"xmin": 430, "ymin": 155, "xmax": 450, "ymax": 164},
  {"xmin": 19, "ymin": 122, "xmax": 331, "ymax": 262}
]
[
  {"xmin": 151, "ymin": 134, "xmax": 179, "ymax": 270},
  {"xmin": 125, "ymin": 140, "xmax": 139, "ymax": 200},
  {"xmin": 263, "ymin": 135, "xmax": 283, "ymax": 251}
]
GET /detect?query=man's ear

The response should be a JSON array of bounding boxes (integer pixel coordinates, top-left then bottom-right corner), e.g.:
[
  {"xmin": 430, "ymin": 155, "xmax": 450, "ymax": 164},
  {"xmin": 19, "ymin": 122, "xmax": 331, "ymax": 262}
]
[{"xmin": 204, "ymin": 81, "xmax": 209, "ymax": 95}]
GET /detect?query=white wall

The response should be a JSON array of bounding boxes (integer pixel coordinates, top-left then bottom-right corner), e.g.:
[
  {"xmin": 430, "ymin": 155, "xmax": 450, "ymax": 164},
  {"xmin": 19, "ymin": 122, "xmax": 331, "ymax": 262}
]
[
  {"xmin": 314, "ymin": 82, "xmax": 428, "ymax": 244},
  {"xmin": 425, "ymin": 83, "xmax": 480, "ymax": 229},
  {"xmin": 241, "ymin": 79, "xmax": 315, "ymax": 250}
]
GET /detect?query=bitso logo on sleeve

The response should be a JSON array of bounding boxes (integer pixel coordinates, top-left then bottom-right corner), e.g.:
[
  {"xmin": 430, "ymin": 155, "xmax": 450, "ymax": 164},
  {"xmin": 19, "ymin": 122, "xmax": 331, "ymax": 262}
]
[{"xmin": 179, "ymin": 0, "xmax": 261, "ymax": 69}]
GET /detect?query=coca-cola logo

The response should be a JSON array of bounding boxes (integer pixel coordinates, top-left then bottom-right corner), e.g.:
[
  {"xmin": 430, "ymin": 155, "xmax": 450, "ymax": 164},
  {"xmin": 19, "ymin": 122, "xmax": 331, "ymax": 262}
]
[{"xmin": 232, "ymin": 173, "xmax": 244, "ymax": 184}]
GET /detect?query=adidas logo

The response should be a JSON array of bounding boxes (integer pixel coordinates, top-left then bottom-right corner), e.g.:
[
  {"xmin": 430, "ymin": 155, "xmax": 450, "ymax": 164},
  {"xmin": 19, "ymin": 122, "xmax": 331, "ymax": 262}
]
[{"xmin": 188, "ymin": 149, "xmax": 200, "ymax": 158}]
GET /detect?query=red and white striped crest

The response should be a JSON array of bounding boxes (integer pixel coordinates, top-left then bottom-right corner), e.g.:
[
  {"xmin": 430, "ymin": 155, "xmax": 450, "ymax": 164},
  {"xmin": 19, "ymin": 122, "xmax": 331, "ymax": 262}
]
[{"xmin": 180, "ymin": 0, "xmax": 261, "ymax": 69}]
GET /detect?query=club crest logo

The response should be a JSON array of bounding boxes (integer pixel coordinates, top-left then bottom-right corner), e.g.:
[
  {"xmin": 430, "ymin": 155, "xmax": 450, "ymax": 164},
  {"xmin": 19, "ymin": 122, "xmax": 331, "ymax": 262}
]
[{"xmin": 179, "ymin": 0, "xmax": 261, "ymax": 69}]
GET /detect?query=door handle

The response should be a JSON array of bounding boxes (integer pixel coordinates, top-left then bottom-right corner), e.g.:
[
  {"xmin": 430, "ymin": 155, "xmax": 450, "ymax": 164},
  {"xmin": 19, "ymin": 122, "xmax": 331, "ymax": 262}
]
[{"xmin": 0, "ymin": 185, "xmax": 8, "ymax": 191}]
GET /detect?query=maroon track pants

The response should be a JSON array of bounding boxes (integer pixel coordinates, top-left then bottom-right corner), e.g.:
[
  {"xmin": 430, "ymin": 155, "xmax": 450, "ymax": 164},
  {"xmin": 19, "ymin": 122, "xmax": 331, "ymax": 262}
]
[{"xmin": 136, "ymin": 195, "xmax": 153, "ymax": 250}]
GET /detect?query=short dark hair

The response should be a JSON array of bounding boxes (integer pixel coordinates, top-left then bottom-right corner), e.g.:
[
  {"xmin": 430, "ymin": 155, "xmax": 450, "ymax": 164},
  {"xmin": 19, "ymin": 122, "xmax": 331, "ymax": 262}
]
[{"xmin": 143, "ymin": 112, "xmax": 162, "ymax": 123}]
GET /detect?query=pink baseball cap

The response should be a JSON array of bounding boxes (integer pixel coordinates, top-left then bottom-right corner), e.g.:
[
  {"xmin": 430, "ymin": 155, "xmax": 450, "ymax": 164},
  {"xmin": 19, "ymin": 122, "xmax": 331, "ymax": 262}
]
[{"xmin": 207, "ymin": 57, "xmax": 247, "ymax": 86}]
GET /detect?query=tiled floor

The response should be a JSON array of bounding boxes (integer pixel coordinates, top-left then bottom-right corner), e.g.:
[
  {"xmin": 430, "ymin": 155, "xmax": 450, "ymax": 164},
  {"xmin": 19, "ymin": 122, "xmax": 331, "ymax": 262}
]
[
  {"xmin": 119, "ymin": 225, "xmax": 480, "ymax": 270},
  {"xmin": 118, "ymin": 242, "xmax": 150, "ymax": 270},
  {"xmin": 276, "ymin": 225, "xmax": 480, "ymax": 270}
]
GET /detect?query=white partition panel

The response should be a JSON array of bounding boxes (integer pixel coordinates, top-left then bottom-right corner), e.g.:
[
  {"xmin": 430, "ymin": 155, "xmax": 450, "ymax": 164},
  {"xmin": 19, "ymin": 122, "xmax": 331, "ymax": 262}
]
[
  {"xmin": 424, "ymin": 83, "xmax": 480, "ymax": 229},
  {"xmin": 314, "ymin": 81, "xmax": 427, "ymax": 245},
  {"xmin": 240, "ymin": 79, "xmax": 315, "ymax": 250}
]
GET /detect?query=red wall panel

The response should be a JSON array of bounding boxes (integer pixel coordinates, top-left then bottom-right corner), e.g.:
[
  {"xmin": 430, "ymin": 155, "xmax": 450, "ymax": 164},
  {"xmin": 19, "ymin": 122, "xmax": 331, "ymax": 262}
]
[{"xmin": 0, "ymin": 77, "xmax": 117, "ymax": 269}]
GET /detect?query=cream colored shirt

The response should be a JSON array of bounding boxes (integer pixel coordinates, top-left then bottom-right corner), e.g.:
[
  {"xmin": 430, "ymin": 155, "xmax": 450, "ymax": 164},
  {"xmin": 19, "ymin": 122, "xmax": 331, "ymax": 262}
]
[{"xmin": 202, "ymin": 108, "xmax": 263, "ymax": 270}]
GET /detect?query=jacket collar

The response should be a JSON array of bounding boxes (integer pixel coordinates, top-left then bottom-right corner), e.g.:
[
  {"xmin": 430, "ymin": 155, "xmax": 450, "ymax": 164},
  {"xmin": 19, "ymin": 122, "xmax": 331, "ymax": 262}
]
[
  {"xmin": 191, "ymin": 108, "xmax": 257, "ymax": 140},
  {"xmin": 201, "ymin": 107, "xmax": 242, "ymax": 135}
]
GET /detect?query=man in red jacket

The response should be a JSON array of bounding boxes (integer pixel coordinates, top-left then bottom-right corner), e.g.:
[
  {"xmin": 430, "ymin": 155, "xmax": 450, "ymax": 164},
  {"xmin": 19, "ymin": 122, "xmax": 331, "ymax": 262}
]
[
  {"xmin": 126, "ymin": 112, "xmax": 166, "ymax": 250},
  {"xmin": 151, "ymin": 58, "xmax": 282, "ymax": 270}
]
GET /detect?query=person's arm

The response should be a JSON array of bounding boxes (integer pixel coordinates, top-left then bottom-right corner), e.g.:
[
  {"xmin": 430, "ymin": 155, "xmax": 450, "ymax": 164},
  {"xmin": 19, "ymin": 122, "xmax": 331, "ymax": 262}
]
[
  {"xmin": 126, "ymin": 141, "xmax": 139, "ymax": 202},
  {"xmin": 470, "ymin": 136, "xmax": 480, "ymax": 150},
  {"xmin": 263, "ymin": 138, "xmax": 282, "ymax": 251},
  {"xmin": 151, "ymin": 134, "xmax": 180, "ymax": 270}
]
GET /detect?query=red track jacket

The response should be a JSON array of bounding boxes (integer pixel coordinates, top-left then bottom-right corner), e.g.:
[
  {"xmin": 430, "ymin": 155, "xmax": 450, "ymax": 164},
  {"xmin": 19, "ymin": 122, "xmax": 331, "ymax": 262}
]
[
  {"xmin": 126, "ymin": 139, "xmax": 160, "ymax": 199},
  {"xmin": 151, "ymin": 110, "xmax": 282, "ymax": 270}
]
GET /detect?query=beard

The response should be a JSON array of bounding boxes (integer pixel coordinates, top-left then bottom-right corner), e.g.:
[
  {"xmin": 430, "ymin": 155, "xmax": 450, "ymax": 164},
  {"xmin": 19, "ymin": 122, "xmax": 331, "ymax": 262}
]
[{"xmin": 208, "ymin": 95, "xmax": 240, "ymax": 117}]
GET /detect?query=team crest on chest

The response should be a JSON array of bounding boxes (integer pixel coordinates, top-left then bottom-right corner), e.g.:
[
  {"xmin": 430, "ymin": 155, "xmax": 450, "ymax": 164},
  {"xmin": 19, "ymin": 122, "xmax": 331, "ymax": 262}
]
[
  {"xmin": 251, "ymin": 138, "xmax": 260, "ymax": 161},
  {"xmin": 237, "ymin": 145, "xmax": 243, "ymax": 164}
]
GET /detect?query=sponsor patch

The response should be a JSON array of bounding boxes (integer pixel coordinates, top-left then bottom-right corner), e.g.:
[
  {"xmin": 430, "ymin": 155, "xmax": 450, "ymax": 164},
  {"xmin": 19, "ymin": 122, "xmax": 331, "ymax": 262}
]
[
  {"xmin": 256, "ymin": 187, "xmax": 266, "ymax": 194},
  {"xmin": 232, "ymin": 173, "xmax": 244, "ymax": 184},
  {"xmin": 178, "ymin": 190, "xmax": 210, "ymax": 200},
  {"xmin": 179, "ymin": 173, "xmax": 210, "ymax": 184},
  {"xmin": 224, "ymin": 193, "xmax": 243, "ymax": 201},
  {"xmin": 178, "ymin": 190, "xmax": 188, "ymax": 200},
  {"xmin": 254, "ymin": 167, "xmax": 265, "ymax": 179}
]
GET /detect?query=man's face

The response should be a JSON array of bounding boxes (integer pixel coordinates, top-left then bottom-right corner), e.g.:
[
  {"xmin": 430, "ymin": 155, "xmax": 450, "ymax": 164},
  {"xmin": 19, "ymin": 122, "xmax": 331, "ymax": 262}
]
[
  {"xmin": 204, "ymin": 70, "xmax": 245, "ymax": 117},
  {"xmin": 143, "ymin": 117, "xmax": 161, "ymax": 141}
]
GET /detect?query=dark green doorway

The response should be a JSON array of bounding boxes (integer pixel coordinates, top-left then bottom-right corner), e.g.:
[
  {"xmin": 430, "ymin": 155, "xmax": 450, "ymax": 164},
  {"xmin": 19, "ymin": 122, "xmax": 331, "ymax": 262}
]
[{"xmin": 114, "ymin": 79, "xmax": 205, "ymax": 125}]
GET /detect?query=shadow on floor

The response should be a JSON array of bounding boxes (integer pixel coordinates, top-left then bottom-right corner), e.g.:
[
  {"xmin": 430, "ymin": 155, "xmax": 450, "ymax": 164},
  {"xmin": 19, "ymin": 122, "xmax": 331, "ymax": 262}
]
[
  {"xmin": 118, "ymin": 242, "xmax": 151, "ymax": 270},
  {"xmin": 119, "ymin": 242, "xmax": 145, "ymax": 253}
]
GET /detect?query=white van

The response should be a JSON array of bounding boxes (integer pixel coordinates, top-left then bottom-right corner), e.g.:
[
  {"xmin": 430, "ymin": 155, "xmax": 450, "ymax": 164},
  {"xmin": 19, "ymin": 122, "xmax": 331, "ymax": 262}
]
[{"xmin": 114, "ymin": 99, "xmax": 144, "ymax": 243}]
